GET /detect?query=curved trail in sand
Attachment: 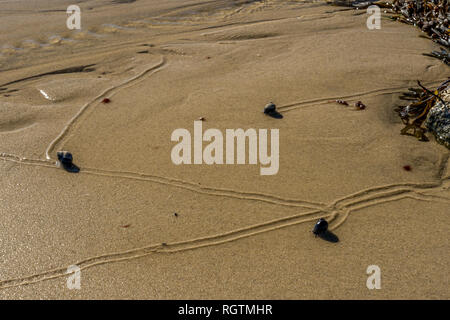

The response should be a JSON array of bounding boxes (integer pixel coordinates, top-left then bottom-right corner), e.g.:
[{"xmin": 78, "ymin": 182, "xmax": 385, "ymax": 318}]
[
  {"xmin": 44, "ymin": 56, "xmax": 167, "ymax": 160},
  {"xmin": 1, "ymin": 4, "xmax": 450, "ymax": 289},
  {"xmin": 0, "ymin": 151, "xmax": 448, "ymax": 289},
  {"xmin": 277, "ymin": 79, "xmax": 450, "ymax": 113}
]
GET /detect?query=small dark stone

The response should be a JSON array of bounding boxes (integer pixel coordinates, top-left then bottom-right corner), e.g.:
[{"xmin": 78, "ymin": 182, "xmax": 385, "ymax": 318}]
[
  {"xmin": 312, "ymin": 218, "xmax": 328, "ymax": 236},
  {"xmin": 354, "ymin": 101, "xmax": 366, "ymax": 110},
  {"xmin": 57, "ymin": 151, "xmax": 80, "ymax": 173},
  {"xmin": 403, "ymin": 165, "xmax": 412, "ymax": 171}
]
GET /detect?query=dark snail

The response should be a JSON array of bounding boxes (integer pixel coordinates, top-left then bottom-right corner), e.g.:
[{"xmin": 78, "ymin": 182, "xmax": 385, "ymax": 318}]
[
  {"xmin": 57, "ymin": 151, "xmax": 80, "ymax": 173},
  {"xmin": 263, "ymin": 102, "xmax": 283, "ymax": 119},
  {"xmin": 312, "ymin": 218, "xmax": 328, "ymax": 237}
]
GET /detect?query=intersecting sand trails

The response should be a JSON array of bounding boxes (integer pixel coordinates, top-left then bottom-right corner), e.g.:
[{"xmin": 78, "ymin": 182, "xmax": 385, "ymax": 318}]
[
  {"xmin": 0, "ymin": 162, "xmax": 448, "ymax": 290},
  {"xmin": 0, "ymin": 0, "xmax": 449, "ymax": 298},
  {"xmin": 55, "ymin": 3, "xmax": 450, "ymax": 202}
]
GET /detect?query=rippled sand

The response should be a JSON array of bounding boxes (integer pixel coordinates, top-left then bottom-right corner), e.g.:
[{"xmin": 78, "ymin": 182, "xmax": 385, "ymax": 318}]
[{"xmin": 0, "ymin": 0, "xmax": 449, "ymax": 299}]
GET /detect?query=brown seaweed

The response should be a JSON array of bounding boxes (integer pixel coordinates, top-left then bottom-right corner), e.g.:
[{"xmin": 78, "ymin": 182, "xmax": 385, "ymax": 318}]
[{"xmin": 396, "ymin": 79, "xmax": 449, "ymax": 142}]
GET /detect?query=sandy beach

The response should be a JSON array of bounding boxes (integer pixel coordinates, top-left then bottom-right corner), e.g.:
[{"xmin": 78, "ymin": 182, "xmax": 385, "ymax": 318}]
[{"xmin": 0, "ymin": 0, "xmax": 449, "ymax": 299}]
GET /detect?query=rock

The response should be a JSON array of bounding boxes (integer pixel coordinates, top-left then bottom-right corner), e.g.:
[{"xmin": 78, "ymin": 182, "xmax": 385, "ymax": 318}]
[
  {"xmin": 354, "ymin": 101, "xmax": 366, "ymax": 110},
  {"xmin": 425, "ymin": 99, "xmax": 450, "ymax": 149},
  {"xmin": 403, "ymin": 165, "xmax": 412, "ymax": 171}
]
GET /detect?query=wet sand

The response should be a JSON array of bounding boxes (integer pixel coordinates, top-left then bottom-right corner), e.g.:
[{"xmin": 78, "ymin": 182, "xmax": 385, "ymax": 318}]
[{"xmin": 0, "ymin": 0, "xmax": 449, "ymax": 299}]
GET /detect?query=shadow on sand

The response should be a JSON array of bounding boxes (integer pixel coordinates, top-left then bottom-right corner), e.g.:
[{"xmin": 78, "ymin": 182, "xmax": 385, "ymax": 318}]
[
  {"xmin": 267, "ymin": 110, "xmax": 283, "ymax": 119},
  {"xmin": 318, "ymin": 230, "xmax": 339, "ymax": 243}
]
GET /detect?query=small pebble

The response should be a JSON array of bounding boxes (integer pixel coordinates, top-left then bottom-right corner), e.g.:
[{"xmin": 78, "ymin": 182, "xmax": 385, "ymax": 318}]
[
  {"xmin": 102, "ymin": 98, "xmax": 111, "ymax": 104},
  {"xmin": 355, "ymin": 101, "xmax": 366, "ymax": 110},
  {"xmin": 335, "ymin": 99, "xmax": 349, "ymax": 106},
  {"xmin": 403, "ymin": 165, "xmax": 412, "ymax": 171}
]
